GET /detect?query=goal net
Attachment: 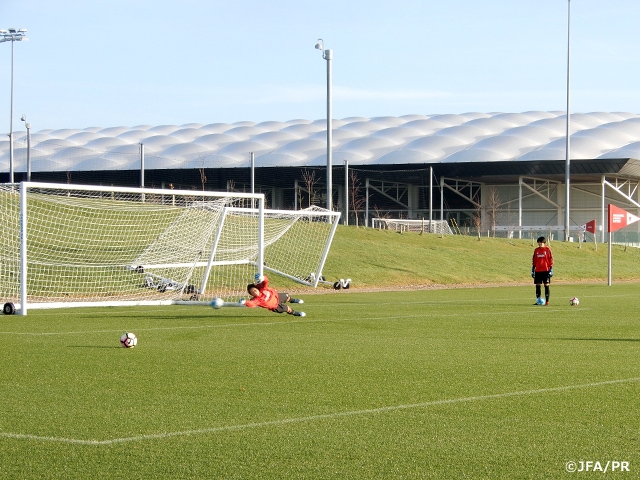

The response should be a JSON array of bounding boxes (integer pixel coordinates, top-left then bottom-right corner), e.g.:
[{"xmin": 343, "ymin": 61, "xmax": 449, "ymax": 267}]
[
  {"xmin": 371, "ymin": 217, "xmax": 453, "ymax": 235},
  {"xmin": 0, "ymin": 182, "xmax": 340, "ymax": 315}
]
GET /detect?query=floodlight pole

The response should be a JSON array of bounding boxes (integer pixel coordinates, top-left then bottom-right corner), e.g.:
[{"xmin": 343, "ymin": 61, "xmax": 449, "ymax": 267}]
[
  {"xmin": 429, "ymin": 166, "xmax": 433, "ymax": 233},
  {"xmin": 564, "ymin": 0, "xmax": 571, "ymax": 241},
  {"xmin": 344, "ymin": 159, "xmax": 348, "ymax": 225},
  {"xmin": 250, "ymin": 152, "xmax": 255, "ymax": 194},
  {"xmin": 1, "ymin": 28, "xmax": 28, "ymax": 184},
  {"xmin": 21, "ymin": 114, "xmax": 30, "ymax": 181},
  {"xmin": 315, "ymin": 39, "xmax": 332, "ymax": 211},
  {"xmin": 250, "ymin": 151, "xmax": 255, "ymax": 209},
  {"xmin": 140, "ymin": 142, "xmax": 145, "ymax": 202},
  {"xmin": 140, "ymin": 143, "xmax": 145, "ymax": 188}
]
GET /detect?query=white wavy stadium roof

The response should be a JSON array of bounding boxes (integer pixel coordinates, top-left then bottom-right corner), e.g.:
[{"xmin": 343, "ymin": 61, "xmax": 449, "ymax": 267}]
[{"xmin": 3, "ymin": 111, "xmax": 640, "ymax": 172}]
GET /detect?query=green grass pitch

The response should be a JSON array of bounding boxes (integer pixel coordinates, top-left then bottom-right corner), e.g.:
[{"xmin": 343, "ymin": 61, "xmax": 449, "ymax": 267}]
[{"xmin": 1, "ymin": 283, "xmax": 639, "ymax": 479}]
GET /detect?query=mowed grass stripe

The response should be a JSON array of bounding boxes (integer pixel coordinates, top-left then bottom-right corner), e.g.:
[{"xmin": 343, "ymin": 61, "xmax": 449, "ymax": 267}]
[{"xmin": 2, "ymin": 376, "xmax": 638, "ymax": 445}]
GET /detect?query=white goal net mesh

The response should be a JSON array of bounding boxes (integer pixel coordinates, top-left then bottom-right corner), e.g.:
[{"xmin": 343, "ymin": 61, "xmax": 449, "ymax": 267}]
[
  {"xmin": 372, "ymin": 217, "xmax": 453, "ymax": 235},
  {"xmin": 0, "ymin": 183, "xmax": 339, "ymax": 312}
]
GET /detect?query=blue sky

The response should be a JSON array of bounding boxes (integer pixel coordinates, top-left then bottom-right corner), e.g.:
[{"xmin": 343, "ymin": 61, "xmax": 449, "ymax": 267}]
[{"xmin": 2, "ymin": 0, "xmax": 640, "ymax": 131}]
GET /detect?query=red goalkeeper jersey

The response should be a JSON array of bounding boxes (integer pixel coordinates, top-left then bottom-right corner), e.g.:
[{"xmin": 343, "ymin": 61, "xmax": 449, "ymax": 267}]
[
  {"xmin": 532, "ymin": 246, "xmax": 553, "ymax": 272},
  {"xmin": 245, "ymin": 276, "xmax": 279, "ymax": 311}
]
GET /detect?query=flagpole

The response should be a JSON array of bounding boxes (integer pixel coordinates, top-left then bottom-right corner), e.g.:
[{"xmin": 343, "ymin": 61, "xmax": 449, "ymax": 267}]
[
  {"xmin": 607, "ymin": 204, "xmax": 612, "ymax": 285},
  {"xmin": 608, "ymin": 231, "xmax": 612, "ymax": 286},
  {"xmin": 564, "ymin": 0, "xmax": 572, "ymax": 242}
]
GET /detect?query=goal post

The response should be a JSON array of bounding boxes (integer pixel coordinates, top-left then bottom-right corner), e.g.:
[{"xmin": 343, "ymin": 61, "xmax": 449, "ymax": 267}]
[
  {"xmin": 206, "ymin": 205, "xmax": 340, "ymax": 290},
  {"xmin": 1, "ymin": 182, "xmax": 338, "ymax": 315}
]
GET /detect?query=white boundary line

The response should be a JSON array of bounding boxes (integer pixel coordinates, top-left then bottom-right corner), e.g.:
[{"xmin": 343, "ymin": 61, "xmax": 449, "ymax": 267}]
[{"xmin": 2, "ymin": 377, "xmax": 639, "ymax": 445}]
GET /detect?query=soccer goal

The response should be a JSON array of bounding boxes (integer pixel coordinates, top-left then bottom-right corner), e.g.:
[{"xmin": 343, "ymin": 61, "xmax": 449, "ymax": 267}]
[
  {"xmin": 371, "ymin": 217, "xmax": 453, "ymax": 235},
  {"xmin": 0, "ymin": 182, "xmax": 340, "ymax": 315}
]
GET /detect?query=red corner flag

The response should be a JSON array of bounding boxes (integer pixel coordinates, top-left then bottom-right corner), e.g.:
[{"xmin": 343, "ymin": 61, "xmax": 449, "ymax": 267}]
[
  {"xmin": 585, "ymin": 220, "xmax": 596, "ymax": 234},
  {"xmin": 608, "ymin": 204, "xmax": 640, "ymax": 233}
]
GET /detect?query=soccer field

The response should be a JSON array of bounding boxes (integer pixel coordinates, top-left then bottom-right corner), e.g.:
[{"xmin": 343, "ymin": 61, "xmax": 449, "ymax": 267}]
[{"xmin": 1, "ymin": 283, "xmax": 638, "ymax": 479}]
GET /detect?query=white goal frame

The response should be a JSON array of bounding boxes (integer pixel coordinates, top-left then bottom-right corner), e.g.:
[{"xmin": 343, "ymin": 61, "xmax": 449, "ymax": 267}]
[
  {"xmin": 1, "ymin": 182, "xmax": 339, "ymax": 315},
  {"xmin": 371, "ymin": 217, "xmax": 453, "ymax": 235}
]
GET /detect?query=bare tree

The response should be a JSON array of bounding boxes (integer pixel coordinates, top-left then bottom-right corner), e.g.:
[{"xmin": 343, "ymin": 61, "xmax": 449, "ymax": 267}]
[
  {"xmin": 373, "ymin": 206, "xmax": 391, "ymax": 229},
  {"xmin": 301, "ymin": 169, "xmax": 319, "ymax": 208},
  {"xmin": 348, "ymin": 170, "xmax": 367, "ymax": 227},
  {"xmin": 485, "ymin": 186, "xmax": 501, "ymax": 237},
  {"xmin": 296, "ymin": 184, "xmax": 304, "ymax": 210},
  {"xmin": 472, "ymin": 203, "xmax": 482, "ymax": 240},
  {"xmin": 196, "ymin": 153, "xmax": 208, "ymax": 191},
  {"xmin": 199, "ymin": 168, "xmax": 207, "ymax": 191},
  {"xmin": 373, "ymin": 206, "xmax": 390, "ymax": 219}
]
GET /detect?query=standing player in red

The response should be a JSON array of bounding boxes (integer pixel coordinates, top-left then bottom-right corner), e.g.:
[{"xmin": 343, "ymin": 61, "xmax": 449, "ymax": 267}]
[
  {"xmin": 532, "ymin": 236, "xmax": 553, "ymax": 305},
  {"xmin": 245, "ymin": 273, "xmax": 306, "ymax": 317}
]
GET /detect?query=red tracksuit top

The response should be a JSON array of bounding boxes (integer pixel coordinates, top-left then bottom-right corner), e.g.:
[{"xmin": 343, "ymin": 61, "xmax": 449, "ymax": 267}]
[
  {"xmin": 532, "ymin": 246, "xmax": 553, "ymax": 272},
  {"xmin": 245, "ymin": 276, "xmax": 279, "ymax": 311}
]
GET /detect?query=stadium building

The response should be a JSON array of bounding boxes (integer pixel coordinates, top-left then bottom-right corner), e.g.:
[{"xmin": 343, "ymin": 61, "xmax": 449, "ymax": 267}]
[{"xmin": 3, "ymin": 111, "xmax": 640, "ymax": 241}]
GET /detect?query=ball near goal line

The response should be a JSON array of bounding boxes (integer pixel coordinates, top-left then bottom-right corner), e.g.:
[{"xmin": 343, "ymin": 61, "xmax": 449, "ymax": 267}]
[{"xmin": 210, "ymin": 297, "xmax": 224, "ymax": 309}]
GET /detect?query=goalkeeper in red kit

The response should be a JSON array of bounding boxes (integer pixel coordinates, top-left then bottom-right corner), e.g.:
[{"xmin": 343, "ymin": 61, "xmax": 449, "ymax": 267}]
[
  {"xmin": 245, "ymin": 273, "xmax": 306, "ymax": 317},
  {"xmin": 532, "ymin": 236, "xmax": 553, "ymax": 305}
]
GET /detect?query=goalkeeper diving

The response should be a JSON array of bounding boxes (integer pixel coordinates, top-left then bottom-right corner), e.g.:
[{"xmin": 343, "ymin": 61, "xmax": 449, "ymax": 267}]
[{"xmin": 244, "ymin": 273, "xmax": 306, "ymax": 317}]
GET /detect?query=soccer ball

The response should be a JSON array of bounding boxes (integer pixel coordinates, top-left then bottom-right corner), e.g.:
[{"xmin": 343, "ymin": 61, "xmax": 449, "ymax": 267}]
[
  {"xmin": 211, "ymin": 297, "xmax": 224, "ymax": 309},
  {"xmin": 120, "ymin": 332, "xmax": 137, "ymax": 348},
  {"xmin": 536, "ymin": 297, "xmax": 545, "ymax": 305},
  {"xmin": 570, "ymin": 297, "xmax": 580, "ymax": 306}
]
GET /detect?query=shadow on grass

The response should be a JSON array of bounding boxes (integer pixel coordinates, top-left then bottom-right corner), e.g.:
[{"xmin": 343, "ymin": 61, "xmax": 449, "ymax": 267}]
[
  {"xmin": 484, "ymin": 336, "xmax": 640, "ymax": 343},
  {"xmin": 68, "ymin": 345, "xmax": 122, "ymax": 349},
  {"xmin": 556, "ymin": 337, "xmax": 640, "ymax": 342}
]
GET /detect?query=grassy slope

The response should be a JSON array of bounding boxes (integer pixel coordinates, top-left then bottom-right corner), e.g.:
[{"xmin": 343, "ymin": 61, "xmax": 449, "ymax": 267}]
[{"xmin": 320, "ymin": 226, "xmax": 640, "ymax": 288}]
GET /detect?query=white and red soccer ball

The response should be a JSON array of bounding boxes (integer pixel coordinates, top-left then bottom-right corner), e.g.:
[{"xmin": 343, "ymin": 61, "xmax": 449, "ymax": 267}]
[{"xmin": 120, "ymin": 332, "xmax": 138, "ymax": 348}]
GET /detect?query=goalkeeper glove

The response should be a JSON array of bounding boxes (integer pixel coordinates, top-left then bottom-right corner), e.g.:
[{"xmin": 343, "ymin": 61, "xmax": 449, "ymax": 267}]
[
  {"xmin": 254, "ymin": 273, "xmax": 265, "ymax": 283},
  {"xmin": 531, "ymin": 266, "xmax": 535, "ymax": 278},
  {"xmin": 549, "ymin": 267, "xmax": 553, "ymax": 277}
]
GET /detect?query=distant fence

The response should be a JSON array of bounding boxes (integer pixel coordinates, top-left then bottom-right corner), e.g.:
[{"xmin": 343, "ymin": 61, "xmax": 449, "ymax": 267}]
[{"xmin": 492, "ymin": 225, "xmax": 589, "ymax": 241}]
